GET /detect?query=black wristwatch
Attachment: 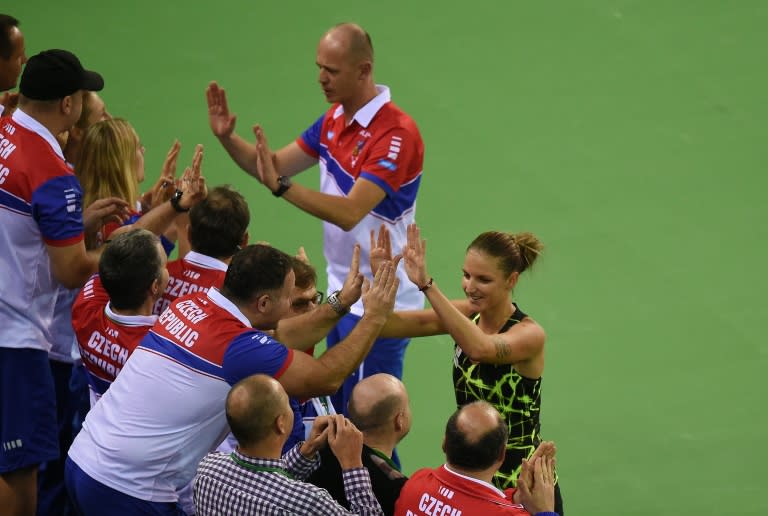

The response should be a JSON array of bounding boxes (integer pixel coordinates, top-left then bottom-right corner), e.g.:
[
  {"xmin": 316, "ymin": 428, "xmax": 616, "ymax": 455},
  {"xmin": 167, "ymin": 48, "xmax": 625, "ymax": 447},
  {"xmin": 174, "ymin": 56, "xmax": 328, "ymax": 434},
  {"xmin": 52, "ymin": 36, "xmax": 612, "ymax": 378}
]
[
  {"xmin": 327, "ymin": 290, "xmax": 349, "ymax": 315},
  {"xmin": 272, "ymin": 176, "xmax": 292, "ymax": 197},
  {"xmin": 170, "ymin": 189, "xmax": 190, "ymax": 213}
]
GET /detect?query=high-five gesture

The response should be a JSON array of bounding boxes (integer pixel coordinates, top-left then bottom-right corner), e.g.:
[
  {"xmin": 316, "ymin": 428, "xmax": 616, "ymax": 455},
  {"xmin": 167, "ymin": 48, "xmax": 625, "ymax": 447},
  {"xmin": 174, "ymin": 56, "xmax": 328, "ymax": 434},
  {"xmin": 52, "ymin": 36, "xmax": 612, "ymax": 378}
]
[
  {"xmin": 361, "ymin": 256, "xmax": 401, "ymax": 323},
  {"xmin": 254, "ymin": 124, "xmax": 278, "ymax": 189},
  {"xmin": 176, "ymin": 144, "xmax": 208, "ymax": 210},
  {"xmin": 370, "ymin": 224, "xmax": 401, "ymax": 277},
  {"xmin": 206, "ymin": 82, "xmax": 237, "ymax": 138},
  {"xmin": 402, "ymin": 223, "xmax": 429, "ymax": 288},
  {"xmin": 339, "ymin": 244, "xmax": 365, "ymax": 309},
  {"xmin": 141, "ymin": 139, "xmax": 181, "ymax": 212}
]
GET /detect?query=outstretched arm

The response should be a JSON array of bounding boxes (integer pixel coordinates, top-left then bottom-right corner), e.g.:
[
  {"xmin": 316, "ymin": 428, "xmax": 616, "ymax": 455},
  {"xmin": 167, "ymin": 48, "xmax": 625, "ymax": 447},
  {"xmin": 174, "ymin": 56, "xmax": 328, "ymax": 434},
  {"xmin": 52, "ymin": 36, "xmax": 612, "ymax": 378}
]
[
  {"xmin": 275, "ymin": 245, "xmax": 364, "ymax": 350},
  {"xmin": 402, "ymin": 224, "xmax": 545, "ymax": 365},
  {"xmin": 278, "ymin": 259, "xmax": 399, "ymax": 399},
  {"xmin": 206, "ymin": 82, "xmax": 316, "ymax": 178},
  {"xmin": 255, "ymin": 126, "xmax": 385, "ymax": 231}
]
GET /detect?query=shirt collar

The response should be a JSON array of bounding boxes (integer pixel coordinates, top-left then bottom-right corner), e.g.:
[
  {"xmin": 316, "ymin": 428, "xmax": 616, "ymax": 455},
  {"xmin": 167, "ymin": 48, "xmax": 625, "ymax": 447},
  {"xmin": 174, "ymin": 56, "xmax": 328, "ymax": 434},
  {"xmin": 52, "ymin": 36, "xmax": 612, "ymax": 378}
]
[
  {"xmin": 332, "ymin": 84, "xmax": 391, "ymax": 128},
  {"xmin": 207, "ymin": 287, "xmax": 251, "ymax": 328},
  {"xmin": 442, "ymin": 464, "xmax": 507, "ymax": 497},
  {"xmin": 12, "ymin": 108, "xmax": 66, "ymax": 160},
  {"xmin": 183, "ymin": 251, "xmax": 228, "ymax": 272},
  {"xmin": 104, "ymin": 303, "xmax": 158, "ymax": 327},
  {"xmin": 231, "ymin": 448, "xmax": 286, "ymax": 469}
]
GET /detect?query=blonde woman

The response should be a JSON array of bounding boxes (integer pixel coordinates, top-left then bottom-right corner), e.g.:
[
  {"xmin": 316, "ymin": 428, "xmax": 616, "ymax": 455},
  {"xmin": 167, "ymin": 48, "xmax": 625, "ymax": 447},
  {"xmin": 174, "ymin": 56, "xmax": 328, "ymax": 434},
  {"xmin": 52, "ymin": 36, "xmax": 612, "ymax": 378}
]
[{"xmin": 77, "ymin": 118, "xmax": 181, "ymax": 249}]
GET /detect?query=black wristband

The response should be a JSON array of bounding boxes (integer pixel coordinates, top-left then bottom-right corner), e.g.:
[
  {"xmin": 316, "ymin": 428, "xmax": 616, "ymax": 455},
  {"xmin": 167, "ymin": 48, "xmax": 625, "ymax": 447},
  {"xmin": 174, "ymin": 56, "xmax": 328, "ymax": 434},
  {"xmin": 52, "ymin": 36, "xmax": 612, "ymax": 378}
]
[
  {"xmin": 418, "ymin": 278, "xmax": 433, "ymax": 292},
  {"xmin": 170, "ymin": 189, "xmax": 190, "ymax": 213}
]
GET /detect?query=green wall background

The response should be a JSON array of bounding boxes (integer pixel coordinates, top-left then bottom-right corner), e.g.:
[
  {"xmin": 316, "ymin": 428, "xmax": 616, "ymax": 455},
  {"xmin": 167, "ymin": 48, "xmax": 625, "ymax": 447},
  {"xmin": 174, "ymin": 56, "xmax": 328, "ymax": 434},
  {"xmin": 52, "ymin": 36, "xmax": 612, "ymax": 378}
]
[{"xmin": 13, "ymin": 1, "xmax": 767, "ymax": 513}]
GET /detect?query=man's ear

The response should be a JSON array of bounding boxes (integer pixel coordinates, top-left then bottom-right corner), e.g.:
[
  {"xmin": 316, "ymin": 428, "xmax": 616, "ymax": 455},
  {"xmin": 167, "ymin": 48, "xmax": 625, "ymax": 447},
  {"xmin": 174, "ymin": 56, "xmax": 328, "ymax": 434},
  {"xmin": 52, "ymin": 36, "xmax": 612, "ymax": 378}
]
[
  {"xmin": 255, "ymin": 293, "xmax": 272, "ymax": 313},
  {"xmin": 240, "ymin": 231, "xmax": 249, "ymax": 248},
  {"xmin": 358, "ymin": 61, "xmax": 372, "ymax": 80},
  {"xmin": 61, "ymin": 95, "xmax": 73, "ymax": 116},
  {"xmin": 275, "ymin": 412, "xmax": 288, "ymax": 435}
]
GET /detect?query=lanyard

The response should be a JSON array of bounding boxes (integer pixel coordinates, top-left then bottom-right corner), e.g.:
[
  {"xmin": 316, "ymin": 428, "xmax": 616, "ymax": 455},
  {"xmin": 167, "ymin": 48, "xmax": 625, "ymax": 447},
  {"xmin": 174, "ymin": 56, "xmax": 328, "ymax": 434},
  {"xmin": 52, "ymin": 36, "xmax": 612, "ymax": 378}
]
[
  {"xmin": 229, "ymin": 453, "xmax": 295, "ymax": 479},
  {"xmin": 368, "ymin": 447, "xmax": 401, "ymax": 472}
]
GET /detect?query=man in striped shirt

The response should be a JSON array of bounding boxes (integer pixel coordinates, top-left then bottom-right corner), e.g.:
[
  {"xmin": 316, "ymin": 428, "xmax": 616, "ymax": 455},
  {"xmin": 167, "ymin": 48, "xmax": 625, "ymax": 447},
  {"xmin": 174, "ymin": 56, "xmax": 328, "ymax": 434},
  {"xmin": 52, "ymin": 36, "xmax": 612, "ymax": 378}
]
[{"xmin": 194, "ymin": 374, "xmax": 382, "ymax": 515}]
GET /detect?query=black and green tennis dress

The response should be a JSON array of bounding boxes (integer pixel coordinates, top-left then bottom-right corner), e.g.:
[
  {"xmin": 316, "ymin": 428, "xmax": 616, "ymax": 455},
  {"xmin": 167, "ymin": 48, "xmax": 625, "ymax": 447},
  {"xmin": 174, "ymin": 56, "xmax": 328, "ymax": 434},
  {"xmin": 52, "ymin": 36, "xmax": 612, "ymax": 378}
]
[{"xmin": 452, "ymin": 304, "xmax": 546, "ymax": 490}]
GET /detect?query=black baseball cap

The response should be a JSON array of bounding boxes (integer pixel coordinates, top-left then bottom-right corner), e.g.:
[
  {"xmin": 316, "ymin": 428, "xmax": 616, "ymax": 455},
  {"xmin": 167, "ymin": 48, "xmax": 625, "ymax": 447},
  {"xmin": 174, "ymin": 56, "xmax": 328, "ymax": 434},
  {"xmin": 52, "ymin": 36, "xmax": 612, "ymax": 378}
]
[{"xmin": 19, "ymin": 49, "xmax": 104, "ymax": 101}]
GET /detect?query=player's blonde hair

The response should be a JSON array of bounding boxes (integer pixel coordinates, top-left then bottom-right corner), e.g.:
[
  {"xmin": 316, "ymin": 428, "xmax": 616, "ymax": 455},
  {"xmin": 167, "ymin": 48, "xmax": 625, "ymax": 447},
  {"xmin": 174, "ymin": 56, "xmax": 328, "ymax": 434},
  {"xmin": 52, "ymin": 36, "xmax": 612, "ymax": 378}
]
[{"xmin": 77, "ymin": 118, "xmax": 141, "ymax": 210}]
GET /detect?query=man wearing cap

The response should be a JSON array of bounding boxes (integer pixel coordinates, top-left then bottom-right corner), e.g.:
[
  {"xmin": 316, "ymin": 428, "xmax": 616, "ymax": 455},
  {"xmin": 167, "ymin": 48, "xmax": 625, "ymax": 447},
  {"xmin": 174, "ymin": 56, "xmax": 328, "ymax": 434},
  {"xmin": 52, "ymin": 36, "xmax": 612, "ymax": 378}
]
[
  {"xmin": 0, "ymin": 14, "xmax": 26, "ymax": 114},
  {"xmin": 0, "ymin": 49, "xmax": 107, "ymax": 515}
]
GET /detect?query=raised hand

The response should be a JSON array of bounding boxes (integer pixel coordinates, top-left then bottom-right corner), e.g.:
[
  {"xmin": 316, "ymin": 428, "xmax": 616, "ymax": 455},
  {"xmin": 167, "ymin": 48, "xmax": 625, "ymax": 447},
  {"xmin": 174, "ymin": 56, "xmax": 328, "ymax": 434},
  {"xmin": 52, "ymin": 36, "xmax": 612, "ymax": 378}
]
[
  {"xmin": 253, "ymin": 124, "xmax": 278, "ymax": 189},
  {"xmin": 402, "ymin": 223, "xmax": 429, "ymax": 287},
  {"xmin": 361, "ymin": 256, "xmax": 401, "ymax": 323},
  {"xmin": 206, "ymin": 81, "xmax": 237, "ymax": 138},
  {"xmin": 140, "ymin": 139, "xmax": 180, "ymax": 212},
  {"xmin": 177, "ymin": 144, "xmax": 207, "ymax": 210},
  {"xmin": 515, "ymin": 441, "xmax": 556, "ymax": 501},
  {"xmin": 370, "ymin": 224, "xmax": 400, "ymax": 277},
  {"xmin": 516, "ymin": 456, "xmax": 556, "ymax": 515},
  {"xmin": 82, "ymin": 197, "xmax": 131, "ymax": 235},
  {"xmin": 338, "ymin": 244, "xmax": 364, "ymax": 309}
]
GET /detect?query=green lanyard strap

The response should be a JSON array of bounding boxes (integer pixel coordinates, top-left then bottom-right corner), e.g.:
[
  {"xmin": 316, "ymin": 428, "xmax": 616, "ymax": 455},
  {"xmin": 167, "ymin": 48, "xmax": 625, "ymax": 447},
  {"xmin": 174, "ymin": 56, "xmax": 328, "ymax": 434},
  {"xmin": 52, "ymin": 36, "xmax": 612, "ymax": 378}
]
[{"xmin": 229, "ymin": 453, "xmax": 295, "ymax": 480}]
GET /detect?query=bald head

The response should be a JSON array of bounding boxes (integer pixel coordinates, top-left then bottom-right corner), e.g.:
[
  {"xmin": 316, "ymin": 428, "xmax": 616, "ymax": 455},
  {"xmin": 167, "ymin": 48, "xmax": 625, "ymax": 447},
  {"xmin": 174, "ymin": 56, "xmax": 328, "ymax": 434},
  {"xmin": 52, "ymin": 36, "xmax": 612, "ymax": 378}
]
[
  {"xmin": 322, "ymin": 23, "xmax": 374, "ymax": 64},
  {"xmin": 444, "ymin": 401, "xmax": 508, "ymax": 471},
  {"xmin": 348, "ymin": 374, "xmax": 409, "ymax": 434},
  {"xmin": 226, "ymin": 374, "xmax": 289, "ymax": 447}
]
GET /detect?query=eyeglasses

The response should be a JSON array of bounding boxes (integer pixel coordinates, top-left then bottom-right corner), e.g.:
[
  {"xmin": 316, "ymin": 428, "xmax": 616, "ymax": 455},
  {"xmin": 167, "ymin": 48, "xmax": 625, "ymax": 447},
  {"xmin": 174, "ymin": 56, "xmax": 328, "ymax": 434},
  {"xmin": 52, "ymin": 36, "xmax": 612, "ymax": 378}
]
[{"xmin": 291, "ymin": 291, "xmax": 324, "ymax": 310}]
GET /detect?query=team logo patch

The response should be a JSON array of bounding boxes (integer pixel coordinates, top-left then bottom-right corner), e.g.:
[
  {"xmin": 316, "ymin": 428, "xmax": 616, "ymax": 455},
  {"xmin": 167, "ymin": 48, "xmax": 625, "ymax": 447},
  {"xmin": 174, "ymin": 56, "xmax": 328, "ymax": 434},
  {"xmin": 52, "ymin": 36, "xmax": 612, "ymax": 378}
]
[
  {"xmin": 326, "ymin": 130, "xmax": 335, "ymax": 140},
  {"xmin": 377, "ymin": 159, "xmax": 397, "ymax": 171}
]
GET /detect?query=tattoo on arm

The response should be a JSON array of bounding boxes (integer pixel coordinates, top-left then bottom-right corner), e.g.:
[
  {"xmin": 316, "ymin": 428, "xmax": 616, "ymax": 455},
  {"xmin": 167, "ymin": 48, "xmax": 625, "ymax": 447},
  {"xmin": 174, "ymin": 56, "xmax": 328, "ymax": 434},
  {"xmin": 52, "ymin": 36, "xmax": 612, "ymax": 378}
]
[{"xmin": 494, "ymin": 337, "xmax": 510, "ymax": 360}]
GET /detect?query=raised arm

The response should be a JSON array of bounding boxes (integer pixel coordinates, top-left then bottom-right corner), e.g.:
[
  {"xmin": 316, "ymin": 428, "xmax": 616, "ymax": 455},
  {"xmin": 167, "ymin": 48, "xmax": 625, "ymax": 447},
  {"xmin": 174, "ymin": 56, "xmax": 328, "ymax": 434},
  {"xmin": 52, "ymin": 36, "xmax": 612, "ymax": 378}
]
[
  {"xmin": 402, "ymin": 224, "xmax": 545, "ymax": 365},
  {"xmin": 255, "ymin": 125, "xmax": 384, "ymax": 231},
  {"xmin": 277, "ymin": 259, "xmax": 399, "ymax": 399},
  {"xmin": 274, "ymin": 245, "xmax": 364, "ymax": 350},
  {"xmin": 206, "ymin": 82, "xmax": 316, "ymax": 178},
  {"xmin": 131, "ymin": 145, "xmax": 207, "ymax": 237}
]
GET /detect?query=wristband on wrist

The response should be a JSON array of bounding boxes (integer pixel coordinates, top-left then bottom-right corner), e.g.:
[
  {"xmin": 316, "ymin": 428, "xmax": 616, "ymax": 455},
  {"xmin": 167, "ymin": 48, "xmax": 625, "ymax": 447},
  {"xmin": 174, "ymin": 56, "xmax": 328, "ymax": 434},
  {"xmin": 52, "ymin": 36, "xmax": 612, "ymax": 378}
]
[
  {"xmin": 327, "ymin": 290, "xmax": 350, "ymax": 315},
  {"xmin": 170, "ymin": 189, "xmax": 190, "ymax": 213},
  {"xmin": 418, "ymin": 277, "xmax": 434, "ymax": 292}
]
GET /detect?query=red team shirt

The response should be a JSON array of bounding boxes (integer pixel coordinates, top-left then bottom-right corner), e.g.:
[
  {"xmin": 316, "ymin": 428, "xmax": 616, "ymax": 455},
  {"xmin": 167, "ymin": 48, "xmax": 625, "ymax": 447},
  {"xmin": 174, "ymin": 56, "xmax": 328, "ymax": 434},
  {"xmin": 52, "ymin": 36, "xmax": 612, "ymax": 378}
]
[
  {"xmin": 296, "ymin": 85, "xmax": 425, "ymax": 314},
  {"xmin": 72, "ymin": 275, "xmax": 157, "ymax": 401},
  {"xmin": 0, "ymin": 110, "xmax": 85, "ymax": 352},
  {"xmin": 395, "ymin": 465, "xmax": 533, "ymax": 516},
  {"xmin": 153, "ymin": 251, "xmax": 228, "ymax": 316}
]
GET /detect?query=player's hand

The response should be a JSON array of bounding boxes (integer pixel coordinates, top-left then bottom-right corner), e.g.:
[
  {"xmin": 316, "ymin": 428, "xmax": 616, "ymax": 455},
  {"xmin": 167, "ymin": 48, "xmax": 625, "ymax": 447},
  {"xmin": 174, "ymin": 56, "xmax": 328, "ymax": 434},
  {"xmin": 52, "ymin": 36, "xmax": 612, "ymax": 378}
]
[
  {"xmin": 516, "ymin": 456, "xmax": 556, "ymax": 515},
  {"xmin": 82, "ymin": 197, "xmax": 131, "ymax": 235},
  {"xmin": 327, "ymin": 415, "xmax": 364, "ymax": 470},
  {"xmin": 300, "ymin": 415, "xmax": 331, "ymax": 459},
  {"xmin": 206, "ymin": 81, "xmax": 237, "ymax": 138},
  {"xmin": 370, "ymin": 224, "xmax": 401, "ymax": 278},
  {"xmin": 361, "ymin": 256, "xmax": 401, "ymax": 324},
  {"xmin": 402, "ymin": 223, "xmax": 429, "ymax": 288},
  {"xmin": 338, "ymin": 244, "xmax": 364, "ymax": 309},
  {"xmin": 177, "ymin": 144, "xmax": 207, "ymax": 210},
  {"xmin": 140, "ymin": 139, "xmax": 180, "ymax": 212},
  {"xmin": 253, "ymin": 124, "xmax": 278, "ymax": 189},
  {"xmin": 516, "ymin": 441, "xmax": 556, "ymax": 491}
]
